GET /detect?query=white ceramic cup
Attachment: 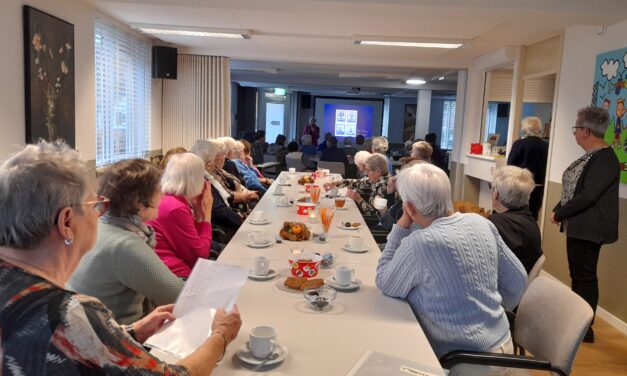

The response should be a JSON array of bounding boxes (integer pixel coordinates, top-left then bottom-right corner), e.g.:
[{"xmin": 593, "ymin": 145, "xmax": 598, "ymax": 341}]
[
  {"xmin": 249, "ymin": 326, "xmax": 278, "ymax": 359},
  {"xmin": 348, "ymin": 235, "xmax": 363, "ymax": 250},
  {"xmin": 252, "ymin": 211, "xmax": 264, "ymax": 222},
  {"xmin": 248, "ymin": 231, "xmax": 267, "ymax": 244},
  {"xmin": 254, "ymin": 256, "xmax": 270, "ymax": 276},
  {"xmin": 335, "ymin": 265, "xmax": 355, "ymax": 286},
  {"xmin": 289, "ymin": 167, "xmax": 296, "ymax": 173},
  {"xmin": 373, "ymin": 196, "xmax": 388, "ymax": 210},
  {"xmin": 275, "ymin": 185, "xmax": 283, "ymax": 194}
]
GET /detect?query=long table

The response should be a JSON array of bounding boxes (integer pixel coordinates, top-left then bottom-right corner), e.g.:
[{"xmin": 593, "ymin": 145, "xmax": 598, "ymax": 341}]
[{"xmin": 165, "ymin": 172, "xmax": 445, "ymax": 375}]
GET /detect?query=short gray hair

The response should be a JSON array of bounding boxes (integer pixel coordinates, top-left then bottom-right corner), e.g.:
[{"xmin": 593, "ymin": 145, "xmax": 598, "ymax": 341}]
[
  {"xmin": 411, "ymin": 141, "xmax": 433, "ymax": 161},
  {"xmin": 301, "ymin": 134, "xmax": 312, "ymax": 145},
  {"xmin": 0, "ymin": 141, "xmax": 94, "ymax": 249},
  {"xmin": 493, "ymin": 166, "xmax": 535, "ymax": 209},
  {"xmin": 191, "ymin": 139, "xmax": 224, "ymax": 166},
  {"xmin": 354, "ymin": 151, "xmax": 371, "ymax": 167},
  {"xmin": 372, "ymin": 136, "xmax": 388, "ymax": 154},
  {"xmin": 521, "ymin": 116, "xmax": 542, "ymax": 137},
  {"xmin": 396, "ymin": 163, "xmax": 453, "ymax": 220},
  {"xmin": 365, "ymin": 153, "xmax": 389, "ymax": 176},
  {"xmin": 576, "ymin": 106, "xmax": 610, "ymax": 138},
  {"xmin": 217, "ymin": 137, "xmax": 238, "ymax": 156},
  {"xmin": 161, "ymin": 153, "xmax": 206, "ymax": 198}
]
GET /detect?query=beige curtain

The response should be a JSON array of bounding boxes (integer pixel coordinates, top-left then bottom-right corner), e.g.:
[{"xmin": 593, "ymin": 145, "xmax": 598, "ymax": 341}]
[{"xmin": 162, "ymin": 54, "xmax": 230, "ymax": 151}]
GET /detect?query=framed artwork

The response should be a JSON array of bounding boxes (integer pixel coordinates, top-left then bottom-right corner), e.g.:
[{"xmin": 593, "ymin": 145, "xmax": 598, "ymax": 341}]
[
  {"xmin": 23, "ymin": 6, "xmax": 75, "ymax": 147},
  {"xmin": 403, "ymin": 104, "xmax": 417, "ymax": 141},
  {"xmin": 592, "ymin": 46, "xmax": 627, "ymax": 183}
]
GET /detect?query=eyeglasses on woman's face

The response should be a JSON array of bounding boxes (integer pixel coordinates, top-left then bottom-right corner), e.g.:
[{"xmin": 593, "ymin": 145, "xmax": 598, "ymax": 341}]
[
  {"xmin": 571, "ymin": 126, "xmax": 587, "ymax": 135},
  {"xmin": 83, "ymin": 195, "xmax": 110, "ymax": 216}
]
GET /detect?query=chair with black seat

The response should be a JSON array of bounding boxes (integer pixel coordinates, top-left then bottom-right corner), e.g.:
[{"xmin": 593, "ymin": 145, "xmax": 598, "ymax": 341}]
[
  {"xmin": 262, "ymin": 154, "xmax": 279, "ymax": 178},
  {"xmin": 440, "ymin": 276, "xmax": 593, "ymax": 376},
  {"xmin": 286, "ymin": 154, "xmax": 306, "ymax": 172},
  {"xmin": 317, "ymin": 161, "xmax": 346, "ymax": 176}
]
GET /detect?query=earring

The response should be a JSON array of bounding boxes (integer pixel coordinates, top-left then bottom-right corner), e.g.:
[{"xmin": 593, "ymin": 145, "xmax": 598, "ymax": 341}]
[{"xmin": 64, "ymin": 238, "xmax": 74, "ymax": 246}]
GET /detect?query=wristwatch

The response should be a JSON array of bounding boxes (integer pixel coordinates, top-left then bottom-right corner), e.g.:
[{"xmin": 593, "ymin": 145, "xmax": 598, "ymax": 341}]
[{"xmin": 125, "ymin": 323, "xmax": 138, "ymax": 341}]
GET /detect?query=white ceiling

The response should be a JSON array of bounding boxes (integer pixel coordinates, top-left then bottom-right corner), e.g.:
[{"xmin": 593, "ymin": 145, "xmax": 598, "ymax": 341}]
[{"xmin": 88, "ymin": 0, "xmax": 627, "ymax": 94}]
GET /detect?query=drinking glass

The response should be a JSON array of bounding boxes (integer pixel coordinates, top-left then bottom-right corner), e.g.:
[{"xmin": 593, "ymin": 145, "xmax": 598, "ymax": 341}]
[
  {"xmin": 319, "ymin": 206, "xmax": 335, "ymax": 238},
  {"xmin": 310, "ymin": 185, "xmax": 321, "ymax": 205}
]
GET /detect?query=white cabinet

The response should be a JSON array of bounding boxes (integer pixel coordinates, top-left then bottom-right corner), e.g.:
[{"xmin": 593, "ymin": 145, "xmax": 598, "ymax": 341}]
[{"xmin": 464, "ymin": 154, "xmax": 506, "ymax": 182}]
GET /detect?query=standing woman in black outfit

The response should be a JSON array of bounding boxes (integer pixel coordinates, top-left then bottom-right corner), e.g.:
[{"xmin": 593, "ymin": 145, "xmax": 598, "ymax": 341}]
[
  {"xmin": 507, "ymin": 116, "xmax": 549, "ymax": 220},
  {"xmin": 551, "ymin": 106, "xmax": 620, "ymax": 343}
]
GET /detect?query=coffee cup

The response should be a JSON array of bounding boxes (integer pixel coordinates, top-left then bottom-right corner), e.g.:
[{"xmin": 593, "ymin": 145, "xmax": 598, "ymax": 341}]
[
  {"xmin": 373, "ymin": 196, "xmax": 388, "ymax": 210},
  {"xmin": 251, "ymin": 211, "xmax": 264, "ymax": 222},
  {"xmin": 276, "ymin": 195, "xmax": 289, "ymax": 205},
  {"xmin": 289, "ymin": 167, "xmax": 296, "ymax": 173},
  {"xmin": 278, "ymin": 175, "xmax": 287, "ymax": 184},
  {"xmin": 275, "ymin": 185, "xmax": 283, "ymax": 194},
  {"xmin": 249, "ymin": 326, "xmax": 277, "ymax": 359},
  {"xmin": 248, "ymin": 231, "xmax": 268, "ymax": 244},
  {"xmin": 335, "ymin": 265, "xmax": 355, "ymax": 286},
  {"xmin": 254, "ymin": 256, "xmax": 270, "ymax": 276},
  {"xmin": 348, "ymin": 235, "xmax": 363, "ymax": 250}
]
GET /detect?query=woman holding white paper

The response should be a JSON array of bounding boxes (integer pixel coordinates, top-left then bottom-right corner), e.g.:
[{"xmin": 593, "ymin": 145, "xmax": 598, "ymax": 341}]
[{"xmin": 0, "ymin": 141, "xmax": 242, "ymax": 375}]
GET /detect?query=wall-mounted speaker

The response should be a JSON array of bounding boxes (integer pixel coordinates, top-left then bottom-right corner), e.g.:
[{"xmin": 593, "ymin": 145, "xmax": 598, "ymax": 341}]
[
  {"xmin": 301, "ymin": 94, "xmax": 311, "ymax": 109},
  {"xmin": 152, "ymin": 46, "xmax": 177, "ymax": 79}
]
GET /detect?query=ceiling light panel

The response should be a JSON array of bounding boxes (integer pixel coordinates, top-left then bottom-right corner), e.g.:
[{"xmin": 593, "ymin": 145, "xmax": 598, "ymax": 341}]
[{"xmin": 131, "ymin": 23, "xmax": 251, "ymax": 39}]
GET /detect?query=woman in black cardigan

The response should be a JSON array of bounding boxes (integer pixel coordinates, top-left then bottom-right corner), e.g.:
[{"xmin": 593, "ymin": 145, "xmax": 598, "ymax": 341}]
[{"xmin": 551, "ymin": 106, "xmax": 620, "ymax": 343}]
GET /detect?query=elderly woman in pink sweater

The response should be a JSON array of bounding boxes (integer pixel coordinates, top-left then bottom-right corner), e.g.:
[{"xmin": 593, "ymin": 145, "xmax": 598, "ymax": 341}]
[{"xmin": 148, "ymin": 153, "xmax": 213, "ymax": 278}]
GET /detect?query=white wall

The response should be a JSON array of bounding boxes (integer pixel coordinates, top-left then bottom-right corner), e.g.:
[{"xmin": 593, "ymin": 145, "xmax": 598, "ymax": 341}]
[
  {"xmin": 550, "ymin": 22, "xmax": 627, "ymax": 198},
  {"xmin": 0, "ymin": 0, "xmax": 161, "ymax": 163}
]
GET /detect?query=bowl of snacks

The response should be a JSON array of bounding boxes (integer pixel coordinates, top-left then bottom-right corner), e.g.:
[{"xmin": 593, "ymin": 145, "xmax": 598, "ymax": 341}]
[
  {"xmin": 288, "ymin": 251, "xmax": 322, "ymax": 278},
  {"xmin": 280, "ymin": 221, "xmax": 311, "ymax": 241},
  {"xmin": 298, "ymin": 175, "xmax": 315, "ymax": 185},
  {"xmin": 303, "ymin": 286, "xmax": 337, "ymax": 311}
]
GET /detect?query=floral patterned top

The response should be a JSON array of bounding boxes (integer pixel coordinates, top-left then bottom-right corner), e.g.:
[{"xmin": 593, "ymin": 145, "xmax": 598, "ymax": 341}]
[
  {"xmin": 340, "ymin": 175, "xmax": 395, "ymax": 216},
  {"xmin": 0, "ymin": 260, "xmax": 189, "ymax": 375}
]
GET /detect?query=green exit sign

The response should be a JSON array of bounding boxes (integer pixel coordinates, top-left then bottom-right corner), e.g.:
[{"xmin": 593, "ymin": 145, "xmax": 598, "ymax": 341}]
[{"xmin": 273, "ymin": 88, "xmax": 286, "ymax": 96}]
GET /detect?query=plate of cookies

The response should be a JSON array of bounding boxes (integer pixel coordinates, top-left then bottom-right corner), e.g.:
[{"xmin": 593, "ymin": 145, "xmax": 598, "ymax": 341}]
[{"xmin": 276, "ymin": 276, "xmax": 325, "ymax": 294}]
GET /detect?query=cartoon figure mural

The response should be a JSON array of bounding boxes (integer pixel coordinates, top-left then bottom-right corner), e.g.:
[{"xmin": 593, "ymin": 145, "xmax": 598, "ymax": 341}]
[{"xmin": 592, "ymin": 47, "xmax": 627, "ymax": 183}]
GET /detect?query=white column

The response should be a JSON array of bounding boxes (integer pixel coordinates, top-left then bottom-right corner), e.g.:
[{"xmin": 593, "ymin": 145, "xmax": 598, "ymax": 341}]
[{"xmin": 415, "ymin": 89, "xmax": 431, "ymax": 140}]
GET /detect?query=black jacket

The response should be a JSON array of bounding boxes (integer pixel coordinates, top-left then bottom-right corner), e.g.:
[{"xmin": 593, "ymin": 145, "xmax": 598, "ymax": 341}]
[
  {"xmin": 320, "ymin": 146, "xmax": 349, "ymax": 165},
  {"xmin": 489, "ymin": 207, "xmax": 543, "ymax": 274},
  {"xmin": 553, "ymin": 147, "xmax": 620, "ymax": 245},
  {"xmin": 507, "ymin": 136, "xmax": 549, "ymax": 185}
]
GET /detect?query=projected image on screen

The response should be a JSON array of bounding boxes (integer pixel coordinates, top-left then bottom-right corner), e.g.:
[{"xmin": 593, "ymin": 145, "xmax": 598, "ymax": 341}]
[
  {"xmin": 335, "ymin": 110, "xmax": 358, "ymax": 137},
  {"xmin": 323, "ymin": 104, "xmax": 374, "ymax": 140}
]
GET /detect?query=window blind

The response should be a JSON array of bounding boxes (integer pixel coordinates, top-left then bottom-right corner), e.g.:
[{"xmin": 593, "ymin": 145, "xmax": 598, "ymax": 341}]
[
  {"xmin": 95, "ymin": 19, "xmax": 151, "ymax": 167},
  {"xmin": 440, "ymin": 100, "xmax": 456, "ymax": 150},
  {"xmin": 484, "ymin": 102, "xmax": 498, "ymax": 141}
]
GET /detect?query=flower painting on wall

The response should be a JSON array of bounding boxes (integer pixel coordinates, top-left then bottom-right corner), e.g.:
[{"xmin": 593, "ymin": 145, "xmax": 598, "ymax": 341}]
[{"xmin": 23, "ymin": 6, "xmax": 75, "ymax": 147}]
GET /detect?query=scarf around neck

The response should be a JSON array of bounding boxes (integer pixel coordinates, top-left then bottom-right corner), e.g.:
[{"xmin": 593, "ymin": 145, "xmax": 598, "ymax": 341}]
[{"xmin": 100, "ymin": 214, "xmax": 157, "ymax": 248}]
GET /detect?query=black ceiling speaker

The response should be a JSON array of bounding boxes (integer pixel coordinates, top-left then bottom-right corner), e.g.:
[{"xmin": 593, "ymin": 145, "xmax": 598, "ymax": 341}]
[
  {"xmin": 152, "ymin": 46, "xmax": 177, "ymax": 79},
  {"xmin": 301, "ymin": 93, "xmax": 312, "ymax": 109}
]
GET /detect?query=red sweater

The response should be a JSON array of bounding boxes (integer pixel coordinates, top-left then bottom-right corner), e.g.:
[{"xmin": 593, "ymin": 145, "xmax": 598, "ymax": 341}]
[{"xmin": 148, "ymin": 194, "xmax": 212, "ymax": 278}]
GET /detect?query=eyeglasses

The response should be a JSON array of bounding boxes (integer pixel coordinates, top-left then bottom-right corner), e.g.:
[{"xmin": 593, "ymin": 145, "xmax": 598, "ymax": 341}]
[
  {"xmin": 83, "ymin": 195, "xmax": 110, "ymax": 216},
  {"xmin": 571, "ymin": 126, "xmax": 586, "ymax": 134}
]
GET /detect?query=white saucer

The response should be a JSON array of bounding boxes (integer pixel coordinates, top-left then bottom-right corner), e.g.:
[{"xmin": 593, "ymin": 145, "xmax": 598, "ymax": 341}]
[
  {"xmin": 246, "ymin": 240, "xmax": 273, "ymax": 248},
  {"xmin": 337, "ymin": 224, "xmax": 361, "ymax": 231},
  {"xmin": 341, "ymin": 244, "xmax": 368, "ymax": 253},
  {"xmin": 327, "ymin": 277, "xmax": 362, "ymax": 292},
  {"xmin": 249, "ymin": 218, "xmax": 270, "ymax": 225},
  {"xmin": 275, "ymin": 203, "xmax": 291, "ymax": 207},
  {"xmin": 236, "ymin": 343, "xmax": 288, "ymax": 366},
  {"xmin": 335, "ymin": 207, "xmax": 348, "ymax": 211},
  {"xmin": 273, "ymin": 192, "xmax": 286, "ymax": 196},
  {"xmin": 248, "ymin": 269, "xmax": 278, "ymax": 281}
]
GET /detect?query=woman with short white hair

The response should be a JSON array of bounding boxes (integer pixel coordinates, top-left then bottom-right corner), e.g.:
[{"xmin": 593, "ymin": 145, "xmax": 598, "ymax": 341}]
[
  {"xmin": 371, "ymin": 136, "xmax": 389, "ymax": 154},
  {"xmin": 354, "ymin": 150, "xmax": 371, "ymax": 176},
  {"xmin": 301, "ymin": 134, "xmax": 312, "ymax": 145},
  {"xmin": 489, "ymin": 166, "xmax": 543, "ymax": 274},
  {"xmin": 376, "ymin": 163, "xmax": 526, "ymax": 364},
  {"xmin": 507, "ymin": 116, "xmax": 548, "ymax": 219},
  {"xmin": 411, "ymin": 141, "xmax": 433, "ymax": 161},
  {"xmin": 218, "ymin": 137, "xmax": 247, "ymax": 186},
  {"xmin": 148, "ymin": 153, "xmax": 213, "ymax": 278}
]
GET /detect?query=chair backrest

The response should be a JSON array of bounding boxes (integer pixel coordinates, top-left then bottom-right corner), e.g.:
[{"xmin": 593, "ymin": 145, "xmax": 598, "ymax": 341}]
[
  {"xmin": 344, "ymin": 146, "xmax": 358, "ymax": 156},
  {"xmin": 263, "ymin": 154, "xmax": 278, "ymax": 163},
  {"xmin": 515, "ymin": 276, "xmax": 593, "ymax": 375},
  {"xmin": 526, "ymin": 254, "xmax": 546, "ymax": 289},
  {"xmin": 317, "ymin": 161, "xmax": 345, "ymax": 176},
  {"xmin": 286, "ymin": 154, "xmax": 305, "ymax": 171}
]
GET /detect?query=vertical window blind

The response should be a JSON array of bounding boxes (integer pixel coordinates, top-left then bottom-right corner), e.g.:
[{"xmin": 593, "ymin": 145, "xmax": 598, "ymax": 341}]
[
  {"xmin": 484, "ymin": 102, "xmax": 498, "ymax": 141},
  {"xmin": 95, "ymin": 19, "xmax": 151, "ymax": 167},
  {"xmin": 440, "ymin": 100, "xmax": 456, "ymax": 150}
]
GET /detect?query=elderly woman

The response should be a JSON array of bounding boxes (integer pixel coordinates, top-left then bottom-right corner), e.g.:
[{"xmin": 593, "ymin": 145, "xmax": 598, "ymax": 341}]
[
  {"xmin": 300, "ymin": 133, "xmax": 318, "ymax": 155},
  {"xmin": 68, "ymin": 159, "xmax": 183, "ymax": 324},
  {"xmin": 148, "ymin": 153, "xmax": 213, "ymax": 279},
  {"xmin": 488, "ymin": 166, "xmax": 543, "ymax": 274},
  {"xmin": 192, "ymin": 139, "xmax": 244, "ymax": 239},
  {"xmin": 0, "ymin": 141, "xmax": 241, "ymax": 375},
  {"xmin": 219, "ymin": 137, "xmax": 247, "ymax": 186},
  {"xmin": 160, "ymin": 146, "xmax": 187, "ymax": 171},
  {"xmin": 411, "ymin": 140, "xmax": 433, "ymax": 161},
  {"xmin": 551, "ymin": 106, "xmax": 620, "ymax": 343},
  {"xmin": 376, "ymin": 162, "xmax": 526, "ymax": 363},
  {"xmin": 372, "ymin": 136, "xmax": 392, "ymax": 172},
  {"xmin": 354, "ymin": 150, "xmax": 371, "ymax": 177},
  {"xmin": 304, "ymin": 116, "xmax": 321, "ymax": 146},
  {"xmin": 507, "ymin": 116, "xmax": 549, "ymax": 219},
  {"xmin": 234, "ymin": 139, "xmax": 271, "ymax": 193}
]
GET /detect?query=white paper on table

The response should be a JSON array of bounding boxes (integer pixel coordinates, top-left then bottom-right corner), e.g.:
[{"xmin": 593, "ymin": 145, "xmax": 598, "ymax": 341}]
[
  {"xmin": 145, "ymin": 259, "xmax": 249, "ymax": 359},
  {"xmin": 345, "ymin": 350, "xmax": 443, "ymax": 376}
]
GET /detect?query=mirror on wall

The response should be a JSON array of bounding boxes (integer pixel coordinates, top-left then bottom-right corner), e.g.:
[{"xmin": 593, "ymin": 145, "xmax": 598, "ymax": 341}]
[
  {"xmin": 521, "ymin": 74, "xmax": 556, "ymax": 140},
  {"xmin": 480, "ymin": 64, "xmax": 514, "ymax": 148}
]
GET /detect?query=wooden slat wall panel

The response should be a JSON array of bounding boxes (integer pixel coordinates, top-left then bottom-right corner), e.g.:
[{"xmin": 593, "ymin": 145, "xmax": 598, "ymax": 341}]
[{"xmin": 162, "ymin": 55, "xmax": 231, "ymax": 151}]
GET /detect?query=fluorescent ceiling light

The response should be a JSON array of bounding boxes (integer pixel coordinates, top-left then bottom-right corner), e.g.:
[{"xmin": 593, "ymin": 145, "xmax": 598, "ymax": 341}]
[
  {"xmin": 131, "ymin": 23, "xmax": 251, "ymax": 39},
  {"xmin": 438, "ymin": 76, "xmax": 446, "ymax": 81},
  {"xmin": 339, "ymin": 72, "xmax": 405, "ymax": 79},
  {"xmin": 406, "ymin": 78, "xmax": 426, "ymax": 85},
  {"xmin": 353, "ymin": 35, "xmax": 465, "ymax": 49}
]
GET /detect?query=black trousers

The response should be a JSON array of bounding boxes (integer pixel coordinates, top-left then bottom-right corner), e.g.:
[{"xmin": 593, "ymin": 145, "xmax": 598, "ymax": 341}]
[
  {"xmin": 566, "ymin": 237, "xmax": 601, "ymax": 324},
  {"xmin": 529, "ymin": 185, "xmax": 544, "ymax": 220}
]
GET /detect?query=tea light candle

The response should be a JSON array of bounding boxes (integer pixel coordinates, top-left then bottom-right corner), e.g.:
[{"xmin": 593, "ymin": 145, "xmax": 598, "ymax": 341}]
[{"xmin": 309, "ymin": 210, "xmax": 317, "ymax": 223}]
